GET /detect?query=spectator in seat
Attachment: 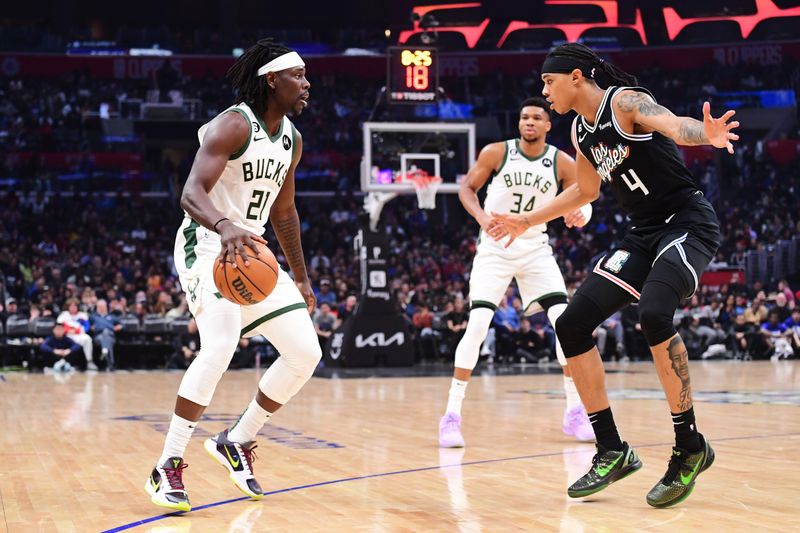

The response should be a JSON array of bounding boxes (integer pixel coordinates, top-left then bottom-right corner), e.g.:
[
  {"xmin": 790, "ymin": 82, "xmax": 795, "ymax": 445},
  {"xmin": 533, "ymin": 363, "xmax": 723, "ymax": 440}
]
[
  {"xmin": 761, "ymin": 311, "xmax": 793, "ymax": 360},
  {"xmin": 2, "ymin": 297, "xmax": 22, "ymax": 326},
  {"xmin": 733, "ymin": 293, "xmax": 749, "ymax": 316},
  {"xmin": 309, "ymin": 249, "xmax": 331, "ymax": 272},
  {"xmin": 313, "ymin": 302, "xmax": 339, "ymax": 348},
  {"xmin": 40, "ymin": 323, "xmax": 84, "ymax": 372},
  {"xmin": 412, "ymin": 301, "xmax": 437, "ymax": 360},
  {"xmin": 515, "ymin": 317, "xmax": 551, "ymax": 363},
  {"xmin": 168, "ymin": 318, "xmax": 199, "ymax": 370},
  {"xmin": 90, "ymin": 298, "xmax": 122, "ymax": 371},
  {"xmin": 771, "ymin": 292, "xmax": 792, "ymax": 323},
  {"xmin": 314, "ymin": 278, "xmax": 337, "ymax": 307},
  {"xmin": 777, "ymin": 279, "xmax": 795, "ymax": 306},
  {"xmin": 338, "ymin": 294, "xmax": 358, "ymax": 323},
  {"xmin": 744, "ymin": 292, "xmax": 769, "ymax": 326},
  {"xmin": 444, "ymin": 298, "xmax": 468, "ymax": 355},
  {"xmin": 492, "ymin": 299, "xmax": 519, "ymax": 362},
  {"xmin": 57, "ymin": 297, "xmax": 97, "ymax": 371},
  {"xmin": 730, "ymin": 314, "xmax": 753, "ymax": 359},
  {"xmin": 784, "ymin": 309, "xmax": 800, "ymax": 356}
]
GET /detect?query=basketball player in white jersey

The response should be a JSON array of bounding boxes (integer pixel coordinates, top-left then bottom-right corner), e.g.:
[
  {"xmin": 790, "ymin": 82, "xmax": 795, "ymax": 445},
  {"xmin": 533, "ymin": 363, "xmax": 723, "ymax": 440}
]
[
  {"xmin": 439, "ymin": 97, "xmax": 594, "ymax": 448},
  {"xmin": 145, "ymin": 39, "xmax": 320, "ymax": 512}
]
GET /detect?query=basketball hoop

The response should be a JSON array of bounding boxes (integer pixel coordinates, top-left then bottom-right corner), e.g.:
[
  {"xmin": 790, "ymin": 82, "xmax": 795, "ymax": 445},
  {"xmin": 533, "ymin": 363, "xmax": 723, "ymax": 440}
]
[{"xmin": 405, "ymin": 170, "xmax": 442, "ymax": 210}]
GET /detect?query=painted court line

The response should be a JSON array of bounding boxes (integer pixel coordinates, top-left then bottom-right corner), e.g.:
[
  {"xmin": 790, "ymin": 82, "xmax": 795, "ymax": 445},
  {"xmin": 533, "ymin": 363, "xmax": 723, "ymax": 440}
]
[{"xmin": 103, "ymin": 431, "xmax": 800, "ymax": 532}]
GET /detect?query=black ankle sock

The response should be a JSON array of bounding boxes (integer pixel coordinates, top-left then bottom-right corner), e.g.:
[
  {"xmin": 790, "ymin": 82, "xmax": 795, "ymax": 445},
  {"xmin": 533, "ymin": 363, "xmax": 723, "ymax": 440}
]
[
  {"xmin": 672, "ymin": 407, "xmax": 701, "ymax": 452},
  {"xmin": 588, "ymin": 407, "xmax": 623, "ymax": 451}
]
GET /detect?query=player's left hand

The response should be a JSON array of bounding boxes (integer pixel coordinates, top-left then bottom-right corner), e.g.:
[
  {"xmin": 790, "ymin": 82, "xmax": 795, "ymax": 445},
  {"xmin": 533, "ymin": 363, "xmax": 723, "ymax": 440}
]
[
  {"xmin": 488, "ymin": 212, "xmax": 530, "ymax": 248},
  {"xmin": 564, "ymin": 208, "xmax": 587, "ymax": 228},
  {"xmin": 296, "ymin": 279, "xmax": 316, "ymax": 313},
  {"xmin": 703, "ymin": 101, "xmax": 739, "ymax": 154}
]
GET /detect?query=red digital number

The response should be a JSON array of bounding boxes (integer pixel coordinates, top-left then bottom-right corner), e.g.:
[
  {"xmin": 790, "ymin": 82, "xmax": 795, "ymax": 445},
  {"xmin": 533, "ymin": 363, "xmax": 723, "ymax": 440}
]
[{"xmin": 405, "ymin": 65, "xmax": 429, "ymax": 90}]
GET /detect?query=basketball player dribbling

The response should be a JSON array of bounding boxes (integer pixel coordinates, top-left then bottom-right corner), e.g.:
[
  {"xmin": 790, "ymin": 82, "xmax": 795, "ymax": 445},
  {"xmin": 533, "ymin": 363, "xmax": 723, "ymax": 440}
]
[
  {"xmin": 490, "ymin": 43, "xmax": 738, "ymax": 507},
  {"xmin": 439, "ymin": 97, "xmax": 595, "ymax": 449},
  {"xmin": 145, "ymin": 39, "xmax": 321, "ymax": 511}
]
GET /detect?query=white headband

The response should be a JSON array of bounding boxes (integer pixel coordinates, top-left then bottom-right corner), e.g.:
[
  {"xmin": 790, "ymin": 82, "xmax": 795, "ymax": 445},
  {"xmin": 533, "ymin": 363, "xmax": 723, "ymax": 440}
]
[{"xmin": 257, "ymin": 51, "xmax": 305, "ymax": 76}]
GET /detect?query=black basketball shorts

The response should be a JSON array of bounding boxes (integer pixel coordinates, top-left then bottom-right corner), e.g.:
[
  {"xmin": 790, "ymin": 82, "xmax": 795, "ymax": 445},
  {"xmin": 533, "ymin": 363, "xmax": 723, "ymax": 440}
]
[{"xmin": 577, "ymin": 191, "xmax": 721, "ymax": 312}]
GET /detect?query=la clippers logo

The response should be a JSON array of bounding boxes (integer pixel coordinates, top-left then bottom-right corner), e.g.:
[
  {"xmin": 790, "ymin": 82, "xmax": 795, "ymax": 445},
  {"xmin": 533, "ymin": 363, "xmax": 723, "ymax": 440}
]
[
  {"xmin": 589, "ymin": 142, "xmax": 630, "ymax": 182},
  {"xmin": 604, "ymin": 250, "xmax": 630, "ymax": 273}
]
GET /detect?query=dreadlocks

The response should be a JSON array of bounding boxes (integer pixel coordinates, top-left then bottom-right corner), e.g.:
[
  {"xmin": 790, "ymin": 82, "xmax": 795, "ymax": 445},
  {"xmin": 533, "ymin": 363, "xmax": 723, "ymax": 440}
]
[
  {"xmin": 545, "ymin": 42, "xmax": 637, "ymax": 87},
  {"xmin": 227, "ymin": 38, "xmax": 293, "ymax": 117}
]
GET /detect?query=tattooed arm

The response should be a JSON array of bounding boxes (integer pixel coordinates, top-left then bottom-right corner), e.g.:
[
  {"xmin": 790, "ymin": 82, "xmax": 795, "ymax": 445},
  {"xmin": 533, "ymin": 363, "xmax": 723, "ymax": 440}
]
[
  {"xmin": 270, "ymin": 132, "xmax": 315, "ymax": 312},
  {"xmin": 613, "ymin": 90, "xmax": 740, "ymax": 154}
]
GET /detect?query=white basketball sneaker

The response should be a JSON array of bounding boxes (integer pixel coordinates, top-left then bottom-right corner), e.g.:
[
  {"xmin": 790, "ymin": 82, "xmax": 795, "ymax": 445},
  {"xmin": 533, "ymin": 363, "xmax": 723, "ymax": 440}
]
[
  {"xmin": 144, "ymin": 457, "xmax": 191, "ymax": 512},
  {"xmin": 204, "ymin": 429, "xmax": 264, "ymax": 499}
]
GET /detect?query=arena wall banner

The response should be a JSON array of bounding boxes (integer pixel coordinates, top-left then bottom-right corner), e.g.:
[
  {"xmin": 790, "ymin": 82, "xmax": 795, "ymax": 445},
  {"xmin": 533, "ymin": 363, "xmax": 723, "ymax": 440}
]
[{"xmin": 3, "ymin": 41, "xmax": 800, "ymax": 80}]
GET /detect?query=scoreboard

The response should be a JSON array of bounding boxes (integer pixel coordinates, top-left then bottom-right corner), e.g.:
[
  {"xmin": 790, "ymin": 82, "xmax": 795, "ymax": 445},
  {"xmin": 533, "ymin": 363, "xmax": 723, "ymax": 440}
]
[{"xmin": 387, "ymin": 46, "xmax": 439, "ymax": 104}]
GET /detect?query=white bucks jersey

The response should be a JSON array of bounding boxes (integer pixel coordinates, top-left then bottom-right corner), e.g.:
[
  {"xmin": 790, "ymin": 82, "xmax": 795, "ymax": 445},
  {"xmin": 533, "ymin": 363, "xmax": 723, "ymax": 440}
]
[
  {"xmin": 481, "ymin": 141, "xmax": 559, "ymax": 249},
  {"xmin": 200, "ymin": 103, "xmax": 296, "ymax": 234},
  {"xmin": 177, "ymin": 103, "xmax": 297, "ymax": 266}
]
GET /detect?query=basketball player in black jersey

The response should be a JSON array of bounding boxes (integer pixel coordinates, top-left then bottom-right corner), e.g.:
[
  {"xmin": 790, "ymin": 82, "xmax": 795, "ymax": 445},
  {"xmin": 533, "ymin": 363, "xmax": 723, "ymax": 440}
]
[{"xmin": 489, "ymin": 43, "xmax": 739, "ymax": 508}]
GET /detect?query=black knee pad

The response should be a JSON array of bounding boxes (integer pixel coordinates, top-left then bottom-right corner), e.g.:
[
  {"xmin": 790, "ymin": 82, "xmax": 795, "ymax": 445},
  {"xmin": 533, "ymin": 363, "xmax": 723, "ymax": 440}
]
[
  {"xmin": 638, "ymin": 281, "xmax": 681, "ymax": 346},
  {"xmin": 556, "ymin": 294, "xmax": 607, "ymax": 358}
]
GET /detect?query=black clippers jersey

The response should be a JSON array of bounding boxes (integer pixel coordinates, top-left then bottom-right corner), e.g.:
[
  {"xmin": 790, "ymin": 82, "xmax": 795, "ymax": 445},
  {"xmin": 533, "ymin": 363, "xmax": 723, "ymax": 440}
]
[{"xmin": 573, "ymin": 86, "xmax": 699, "ymax": 226}]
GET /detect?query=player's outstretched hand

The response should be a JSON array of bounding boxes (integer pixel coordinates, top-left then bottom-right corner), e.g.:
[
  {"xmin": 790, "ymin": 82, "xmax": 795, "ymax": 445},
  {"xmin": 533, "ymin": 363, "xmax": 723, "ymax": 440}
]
[
  {"xmin": 488, "ymin": 212, "xmax": 530, "ymax": 248},
  {"xmin": 703, "ymin": 101, "xmax": 739, "ymax": 154},
  {"xmin": 216, "ymin": 220, "xmax": 267, "ymax": 268}
]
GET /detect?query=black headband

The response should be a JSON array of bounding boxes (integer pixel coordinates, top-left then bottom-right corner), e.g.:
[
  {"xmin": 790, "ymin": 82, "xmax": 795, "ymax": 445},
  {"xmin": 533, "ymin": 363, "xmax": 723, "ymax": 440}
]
[{"xmin": 541, "ymin": 55, "xmax": 602, "ymax": 79}]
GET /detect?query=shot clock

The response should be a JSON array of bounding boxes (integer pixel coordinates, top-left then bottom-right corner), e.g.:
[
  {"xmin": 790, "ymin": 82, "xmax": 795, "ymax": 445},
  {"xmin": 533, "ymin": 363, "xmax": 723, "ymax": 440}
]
[{"xmin": 387, "ymin": 46, "xmax": 439, "ymax": 104}]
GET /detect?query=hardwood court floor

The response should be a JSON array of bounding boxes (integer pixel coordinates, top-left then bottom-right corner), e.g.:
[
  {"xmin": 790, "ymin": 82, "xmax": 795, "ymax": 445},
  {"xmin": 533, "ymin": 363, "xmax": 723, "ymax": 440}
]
[{"xmin": 1, "ymin": 361, "xmax": 799, "ymax": 532}]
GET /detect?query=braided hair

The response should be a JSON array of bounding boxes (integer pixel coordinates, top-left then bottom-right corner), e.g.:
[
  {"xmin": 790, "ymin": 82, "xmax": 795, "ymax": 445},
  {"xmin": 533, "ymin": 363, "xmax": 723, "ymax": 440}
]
[
  {"xmin": 546, "ymin": 43, "xmax": 637, "ymax": 87},
  {"xmin": 227, "ymin": 38, "xmax": 293, "ymax": 117}
]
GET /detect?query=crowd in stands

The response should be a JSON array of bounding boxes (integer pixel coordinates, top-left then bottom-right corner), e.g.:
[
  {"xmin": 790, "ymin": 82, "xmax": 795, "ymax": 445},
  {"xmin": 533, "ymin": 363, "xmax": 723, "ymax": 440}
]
[
  {"xmin": 2, "ymin": 166, "xmax": 799, "ymax": 372},
  {"xmin": 3, "ymin": 56, "xmax": 799, "ymax": 191}
]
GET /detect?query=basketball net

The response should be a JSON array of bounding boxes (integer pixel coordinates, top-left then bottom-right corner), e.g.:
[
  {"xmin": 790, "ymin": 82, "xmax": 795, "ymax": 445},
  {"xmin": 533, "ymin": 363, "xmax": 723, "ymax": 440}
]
[{"xmin": 406, "ymin": 169, "xmax": 442, "ymax": 210}]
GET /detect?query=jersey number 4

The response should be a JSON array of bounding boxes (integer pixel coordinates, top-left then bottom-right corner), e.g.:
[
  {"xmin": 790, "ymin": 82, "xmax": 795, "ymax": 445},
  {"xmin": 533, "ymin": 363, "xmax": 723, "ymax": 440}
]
[
  {"xmin": 246, "ymin": 190, "xmax": 272, "ymax": 220},
  {"xmin": 620, "ymin": 169, "xmax": 650, "ymax": 196},
  {"xmin": 510, "ymin": 193, "xmax": 536, "ymax": 214}
]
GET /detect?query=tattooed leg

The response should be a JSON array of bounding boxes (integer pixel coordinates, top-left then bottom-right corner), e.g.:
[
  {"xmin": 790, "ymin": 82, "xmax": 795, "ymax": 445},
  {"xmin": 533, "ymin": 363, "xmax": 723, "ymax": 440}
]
[{"xmin": 651, "ymin": 334, "xmax": 693, "ymax": 413}]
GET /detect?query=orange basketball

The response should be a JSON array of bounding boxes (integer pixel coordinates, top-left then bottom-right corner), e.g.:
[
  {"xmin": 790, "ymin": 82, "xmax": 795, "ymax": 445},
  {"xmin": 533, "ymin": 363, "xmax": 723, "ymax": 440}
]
[{"xmin": 213, "ymin": 241, "xmax": 279, "ymax": 305}]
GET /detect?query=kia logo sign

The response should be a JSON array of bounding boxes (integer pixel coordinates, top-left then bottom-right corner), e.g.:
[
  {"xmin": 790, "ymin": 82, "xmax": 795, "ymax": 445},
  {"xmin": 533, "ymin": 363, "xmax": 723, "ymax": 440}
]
[{"xmin": 355, "ymin": 332, "xmax": 405, "ymax": 348}]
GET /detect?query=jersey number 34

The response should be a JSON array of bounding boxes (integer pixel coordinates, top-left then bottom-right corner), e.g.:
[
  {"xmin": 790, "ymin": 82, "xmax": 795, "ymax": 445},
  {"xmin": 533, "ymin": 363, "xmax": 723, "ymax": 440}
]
[{"xmin": 510, "ymin": 193, "xmax": 536, "ymax": 214}]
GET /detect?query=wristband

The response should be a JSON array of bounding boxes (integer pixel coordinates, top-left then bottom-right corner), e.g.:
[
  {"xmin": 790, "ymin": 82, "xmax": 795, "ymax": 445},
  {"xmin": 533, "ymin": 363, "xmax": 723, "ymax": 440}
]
[{"xmin": 213, "ymin": 217, "xmax": 229, "ymax": 232}]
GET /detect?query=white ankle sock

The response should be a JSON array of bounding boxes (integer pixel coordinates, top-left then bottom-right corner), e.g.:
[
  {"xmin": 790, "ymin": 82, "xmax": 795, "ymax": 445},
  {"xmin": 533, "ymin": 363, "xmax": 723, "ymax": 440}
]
[
  {"xmin": 228, "ymin": 398, "xmax": 272, "ymax": 443},
  {"xmin": 159, "ymin": 414, "xmax": 197, "ymax": 464},
  {"xmin": 563, "ymin": 376, "xmax": 582, "ymax": 411},
  {"xmin": 445, "ymin": 378, "xmax": 469, "ymax": 416}
]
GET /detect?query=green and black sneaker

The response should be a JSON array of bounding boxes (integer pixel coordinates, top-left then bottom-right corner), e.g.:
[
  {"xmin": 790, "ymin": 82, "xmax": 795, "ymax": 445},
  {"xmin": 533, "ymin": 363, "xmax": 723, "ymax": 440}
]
[
  {"xmin": 646, "ymin": 433, "xmax": 715, "ymax": 508},
  {"xmin": 568, "ymin": 442, "xmax": 642, "ymax": 498}
]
